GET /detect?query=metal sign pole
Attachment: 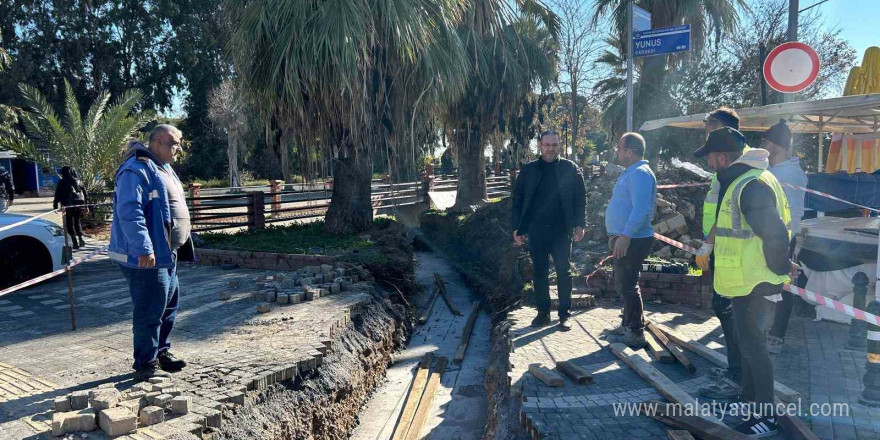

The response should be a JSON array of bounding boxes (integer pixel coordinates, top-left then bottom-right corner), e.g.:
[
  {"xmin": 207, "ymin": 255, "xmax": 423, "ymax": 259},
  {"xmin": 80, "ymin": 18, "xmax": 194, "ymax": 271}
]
[
  {"xmin": 626, "ymin": 1, "xmax": 634, "ymax": 132},
  {"xmin": 784, "ymin": 0, "xmax": 799, "ymax": 103},
  {"xmin": 62, "ymin": 209, "xmax": 77, "ymax": 330}
]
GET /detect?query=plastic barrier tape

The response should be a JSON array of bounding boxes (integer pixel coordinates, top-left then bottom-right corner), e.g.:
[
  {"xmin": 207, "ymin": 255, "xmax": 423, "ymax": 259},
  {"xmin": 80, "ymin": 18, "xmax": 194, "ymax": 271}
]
[
  {"xmin": 0, "ymin": 245, "xmax": 108, "ymax": 298},
  {"xmin": 0, "ymin": 209, "xmax": 59, "ymax": 233},
  {"xmin": 656, "ymin": 182, "xmax": 711, "ymax": 190},
  {"xmin": 780, "ymin": 183, "xmax": 880, "ymax": 214}
]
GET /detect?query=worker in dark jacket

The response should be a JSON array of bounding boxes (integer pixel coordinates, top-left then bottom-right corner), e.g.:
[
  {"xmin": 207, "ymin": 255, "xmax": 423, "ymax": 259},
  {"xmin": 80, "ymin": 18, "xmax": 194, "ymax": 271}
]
[
  {"xmin": 53, "ymin": 166, "xmax": 88, "ymax": 248},
  {"xmin": 511, "ymin": 130, "xmax": 586, "ymax": 330},
  {"xmin": 0, "ymin": 165, "xmax": 12, "ymax": 213},
  {"xmin": 695, "ymin": 127, "xmax": 792, "ymax": 437}
]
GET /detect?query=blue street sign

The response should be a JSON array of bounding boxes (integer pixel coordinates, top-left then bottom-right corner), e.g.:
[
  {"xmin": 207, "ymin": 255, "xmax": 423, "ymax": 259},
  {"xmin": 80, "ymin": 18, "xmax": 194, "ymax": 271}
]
[{"xmin": 633, "ymin": 25, "xmax": 691, "ymax": 58}]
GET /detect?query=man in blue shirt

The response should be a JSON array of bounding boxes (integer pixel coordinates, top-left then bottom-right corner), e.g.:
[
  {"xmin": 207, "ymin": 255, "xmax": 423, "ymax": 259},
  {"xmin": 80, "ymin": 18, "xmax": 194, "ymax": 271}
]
[
  {"xmin": 511, "ymin": 131, "xmax": 586, "ymax": 330},
  {"xmin": 604, "ymin": 132, "xmax": 656, "ymax": 348}
]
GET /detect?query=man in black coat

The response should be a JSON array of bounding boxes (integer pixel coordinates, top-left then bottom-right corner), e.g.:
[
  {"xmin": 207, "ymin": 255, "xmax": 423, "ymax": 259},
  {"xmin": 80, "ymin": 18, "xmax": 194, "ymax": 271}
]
[
  {"xmin": 511, "ymin": 130, "xmax": 587, "ymax": 330},
  {"xmin": 0, "ymin": 165, "xmax": 12, "ymax": 213}
]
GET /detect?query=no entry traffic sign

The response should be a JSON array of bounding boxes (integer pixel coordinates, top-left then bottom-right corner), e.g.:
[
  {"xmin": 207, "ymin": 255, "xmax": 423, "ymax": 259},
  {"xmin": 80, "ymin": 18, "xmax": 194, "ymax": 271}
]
[{"xmin": 763, "ymin": 42, "xmax": 820, "ymax": 93}]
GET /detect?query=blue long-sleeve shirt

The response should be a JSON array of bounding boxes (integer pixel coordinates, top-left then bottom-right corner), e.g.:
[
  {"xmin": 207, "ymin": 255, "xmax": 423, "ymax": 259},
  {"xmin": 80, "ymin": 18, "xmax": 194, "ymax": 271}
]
[{"xmin": 605, "ymin": 160, "xmax": 656, "ymax": 238}]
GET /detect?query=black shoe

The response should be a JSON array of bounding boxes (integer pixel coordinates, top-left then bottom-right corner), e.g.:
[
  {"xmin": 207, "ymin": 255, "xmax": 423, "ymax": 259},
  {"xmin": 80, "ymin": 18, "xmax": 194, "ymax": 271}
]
[
  {"xmin": 558, "ymin": 315, "xmax": 572, "ymax": 331},
  {"xmin": 78, "ymin": 236, "xmax": 86, "ymax": 248},
  {"xmin": 735, "ymin": 416, "xmax": 779, "ymax": 438},
  {"xmin": 71, "ymin": 240, "xmax": 80, "ymax": 250},
  {"xmin": 530, "ymin": 313, "xmax": 551, "ymax": 328},
  {"xmin": 133, "ymin": 362, "xmax": 172, "ymax": 381},
  {"xmin": 158, "ymin": 351, "xmax": 187, "ymax": 372}
]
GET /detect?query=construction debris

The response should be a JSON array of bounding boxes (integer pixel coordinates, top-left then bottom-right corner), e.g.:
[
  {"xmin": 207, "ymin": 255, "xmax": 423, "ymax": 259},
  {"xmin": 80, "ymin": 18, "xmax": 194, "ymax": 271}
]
[
  {"xmin": 528, "ymin": 364, "xmax": 564, "ymax": 387},
  {"xmin": 434, "ymin": 273, "xmax": 462, "ymax": 316},
  {"xmin": 646, "ymin": 321, "xmax": 695, "ymax": 374},
  {"xmin": 404, "ymin": 356, "xmax": 448, "ymax": 440},
  {"xmin": 418, "ymin": 284, "xmax": 440, "ymax": 324},
  {"xmin": 647, "ymin": 400, "xmax": 751, "ymax": 440},
  {"xmin": 391, "ymin": 353, "xmax": 434, "ymax": 440},
  {"xmin": 454, "ymin": 301, "xmax": 481, "ymax": 363},
  {"xmin": 555, "ymin": 361, "xmax": 593, "ymax": 385},
  {"xmin": 644, "ymin": 330, "xmax": 675, "ymax": 363}
]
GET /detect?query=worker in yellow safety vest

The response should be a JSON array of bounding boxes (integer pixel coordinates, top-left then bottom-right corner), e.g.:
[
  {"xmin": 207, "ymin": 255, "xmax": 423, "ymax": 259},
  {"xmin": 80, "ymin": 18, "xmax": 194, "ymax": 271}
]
[{"xmin": 694, "ymin": 127, "xmax": 793, "ymax": 437}]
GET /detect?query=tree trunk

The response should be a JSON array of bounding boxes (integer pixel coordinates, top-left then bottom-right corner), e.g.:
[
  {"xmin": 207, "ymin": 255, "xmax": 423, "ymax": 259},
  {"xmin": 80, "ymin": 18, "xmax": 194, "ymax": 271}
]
[
  {"xmin": 570, "ymin": 79, "xmax": 580, "ymax": 161},
  {"xmin": 227, "ymin": 127, "xmax": 241, "ymax": 188},
  {"xmin": 280, "ymin": 124, "xmax": 293, "ymax": 184},
  {"xmin": 324, "ymin": 146, "xmax": 373, "ymax": 234},
  {"xmin": 451, "ymin": 124, "xmax": 487, "ymax": 211}
]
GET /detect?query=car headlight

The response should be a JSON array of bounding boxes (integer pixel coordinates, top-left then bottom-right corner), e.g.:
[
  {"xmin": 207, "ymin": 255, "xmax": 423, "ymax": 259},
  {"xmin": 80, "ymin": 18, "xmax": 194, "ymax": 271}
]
[{"xmin": 45, "ymin": 225, "xmax": 65, "ymax": 236}]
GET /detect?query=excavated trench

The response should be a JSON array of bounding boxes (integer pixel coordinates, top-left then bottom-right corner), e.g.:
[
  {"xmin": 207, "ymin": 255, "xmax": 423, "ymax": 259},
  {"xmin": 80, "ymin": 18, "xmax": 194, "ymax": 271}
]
[{"xmin": 218, "ymin": 298, "xmax": 409, "ymax": 440}]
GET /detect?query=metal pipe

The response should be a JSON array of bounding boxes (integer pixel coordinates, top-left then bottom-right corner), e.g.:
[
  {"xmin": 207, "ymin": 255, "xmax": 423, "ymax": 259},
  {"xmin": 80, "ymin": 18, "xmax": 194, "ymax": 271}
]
[{"xmin": 626, "ymin": 1, "xmax": 634, "ymax": 132}]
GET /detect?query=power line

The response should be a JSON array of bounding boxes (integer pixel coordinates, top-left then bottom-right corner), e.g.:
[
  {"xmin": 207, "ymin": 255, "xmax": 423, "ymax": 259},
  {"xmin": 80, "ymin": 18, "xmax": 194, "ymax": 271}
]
[{"xmin": 799, "ymin": 0, "xmax": 833, "ymax": 13}]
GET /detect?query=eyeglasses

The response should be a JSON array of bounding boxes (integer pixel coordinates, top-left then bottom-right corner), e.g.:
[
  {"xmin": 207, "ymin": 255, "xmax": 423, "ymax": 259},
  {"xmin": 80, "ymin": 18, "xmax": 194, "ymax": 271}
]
[{"xmin": 541, "ymin": 143, "xmax": 560, "ymax": 147}]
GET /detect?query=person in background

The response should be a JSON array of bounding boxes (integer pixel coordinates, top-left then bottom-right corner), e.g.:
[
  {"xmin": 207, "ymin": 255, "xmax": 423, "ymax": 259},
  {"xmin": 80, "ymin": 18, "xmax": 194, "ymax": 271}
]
[
  {"xmin": 0, "ymin": 165, "xmax": 12, "ymax": 213},
  {"xmin": 511, "ymin": 130, "xmax": 586, "ymax": 330},
  {"xmin": 695, "ymin": 127, "xmax": 792, "ymax": 437},
  {"xmin": 603, "ymin": 132, "xmax": 656, "ymax": 348},
  {"xmin": 53, "ymin": 166, "xmax": 88, "ymax": 248},
  {"xmin": 108, "ymin": 124, "xmax": 193, "ymax": 380},
  {"xmin": 695, "ymin": 107, "xmax": 748, "ymax": 401},
  {"xmin": 762, "ymin": 120, "xmax": 807, "ymax": 354}
]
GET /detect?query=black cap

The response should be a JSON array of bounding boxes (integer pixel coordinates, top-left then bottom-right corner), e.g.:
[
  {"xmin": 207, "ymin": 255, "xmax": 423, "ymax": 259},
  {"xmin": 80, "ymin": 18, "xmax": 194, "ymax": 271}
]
[
  {"xmin": 763, "ymin": 119, "xmax": 791, "ymax": 148},
  {"xmin": 694, "ymin": 127, "xmax": 747, "ymax": 158}
]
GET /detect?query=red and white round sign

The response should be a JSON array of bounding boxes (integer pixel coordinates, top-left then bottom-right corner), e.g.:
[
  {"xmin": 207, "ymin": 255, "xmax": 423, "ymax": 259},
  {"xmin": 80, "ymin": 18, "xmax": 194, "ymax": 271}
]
[{"xmin": 763, "ymin": 42, "xmax": 820, "ymax": 93}]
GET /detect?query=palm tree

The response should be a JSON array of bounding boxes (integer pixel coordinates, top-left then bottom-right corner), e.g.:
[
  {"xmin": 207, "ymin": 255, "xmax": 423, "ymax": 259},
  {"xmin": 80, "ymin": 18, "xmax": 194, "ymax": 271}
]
[
  {"xmin": 0, "ymin": 80, "xmax": 154, "ymax": 193},
  {"xmin": 592, "ymin": 0, "xmax": 744, "ymax": 133},
  {"xmin": 446, "ymin": 0, "xmax": 559, "ymax": 211},
  {"xmin": 226, "ymin": 0, "xmax": 470, "ymax": 234}
]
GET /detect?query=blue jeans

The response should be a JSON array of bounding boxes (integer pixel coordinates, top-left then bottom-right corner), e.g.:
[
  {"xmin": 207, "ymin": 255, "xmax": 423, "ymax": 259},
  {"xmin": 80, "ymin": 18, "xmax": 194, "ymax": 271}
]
[{"xmin": 118, "ymin": 262, "xmax": 179, "ymax": 370}]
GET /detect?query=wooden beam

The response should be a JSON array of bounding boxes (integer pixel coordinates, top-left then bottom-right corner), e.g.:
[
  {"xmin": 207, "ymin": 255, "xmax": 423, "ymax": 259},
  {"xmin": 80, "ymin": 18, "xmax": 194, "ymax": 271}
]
[
  {"xmin": 666, "ymin": 430, "xmax": 696, "ymax": 440},
  {"xmin": 434, "ymin": 273, "xmax": 461, "ymax": 316},
  {"xmin": 646, "ymin": 321, "xmax": 695, "ymax": 373},
  {"xmin": 650, "ymin": 322, "xmax": 800, "ymax": 402},
  {"xmin": 775, "ymin": 398, "xmax": 820, "ymax": 440},
  {"xmin": 528, "ymin": 364, "xmax": 564, "ymax": 387},
  {"xmin": 609, "ymin": 343, "xmax": 723, "ymax": 426},
  {"xmin": 418, "ymin": 284, "xmax": 440, "ymax": 324},
  {"xmin": 648, "ymin": 401, "xmax": 752, "ymax": 440},
  {"xmin": 555, "ymin": 361, "xmax": 593, "ymax": 385},
  {"xmin": 644, "ymin": 330, "xmax": 675, "ymax": 363},
  {"xmin": 404, "ymin": 356, "xmax": 448, "ymax": 440},
  {"xmin": 454, "ymin": 301, "xmax": 481, "ymax": 363},
  {"xmin": 391, "ymin": 353, "xmax": 434, "ymax": 440}
]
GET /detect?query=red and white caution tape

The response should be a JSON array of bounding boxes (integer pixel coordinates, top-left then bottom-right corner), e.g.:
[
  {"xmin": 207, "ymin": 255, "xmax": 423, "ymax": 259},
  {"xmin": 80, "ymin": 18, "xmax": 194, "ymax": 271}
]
[
  {"xmin": 780, "ymin": 183, "xmax": 880, "ymax": 214},
  {"xmin": 0, "ymin": 245, "xmax": 108, "ymax": 298},
  {"xmin": 657, "ymin": 182, "xmax": 711, "ymax": 190},
  {"xmin": 653, "ymin": 231, "xmax": 880, "ymax": 327},
  {"xmin": 61, "ymin": 202, "xmax": 112, "ymax": 211},
  {"xmin": 0, "ymin": 209, "xmax": 59, "ymax": 233}
]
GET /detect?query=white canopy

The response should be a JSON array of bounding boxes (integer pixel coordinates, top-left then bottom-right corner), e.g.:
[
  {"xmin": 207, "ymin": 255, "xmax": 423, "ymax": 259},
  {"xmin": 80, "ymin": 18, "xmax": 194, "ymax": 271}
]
[{"xmin": 640, "ymin": 94, "xmax": 880, "ymax": 134}]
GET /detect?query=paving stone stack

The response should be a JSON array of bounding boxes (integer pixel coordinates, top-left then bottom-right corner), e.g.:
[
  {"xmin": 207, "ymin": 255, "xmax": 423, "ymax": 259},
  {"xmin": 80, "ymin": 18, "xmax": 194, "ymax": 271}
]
[{"xmin": 248, "ymin": 264, "xmax": 368, "ymax": 311}]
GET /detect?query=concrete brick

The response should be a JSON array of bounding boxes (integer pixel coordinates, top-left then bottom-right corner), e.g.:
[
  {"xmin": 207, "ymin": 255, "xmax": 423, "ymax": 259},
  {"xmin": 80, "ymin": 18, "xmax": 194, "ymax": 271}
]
[
  {"xmin": 257, "ymin": 304, "xmax": 271, "ymax": 313},
  {"xmin": 330, "ymin": 283, "xmax": 341, "ymax": 294},
  {"xmin": 171, "ymin": 396, "xmax": 191, "ymax": 414},
  {"xmin": 131, "ymin": 383, "xmax": 153, "ymax": 393},
  {"xmin": 99, "ymin": 406, "xmax": 137, "ymax": 436},
  {"xmin": 53, "ymin": 396, "xmax": 71, "ymax": 412},
  {"xmin": 153, "ymin": 382, "xmax": 175, "ymax": 393},
  {"xmin": 69, "ymin": 390, "xmax": 90, "ymax": 410},
  {"xmin": 126, "ymin": 390, "xmax": 147, "ymax": 400},
  {"xmin": 264, "ymin": 291, "xmax": 277, "ymax": 302},
  {"xmin": 118, "ymin": 397, "xmax": 148, "ymax": 415},
  {"xmin": 320, "ymin": 264, "xmax": 333, "ymax": 274},
  {"xmin": 139, "ymin": 406, "xmax": 165, "ymax": 426},
  {"xmin": 148, "ymin": 377, "xmax": 170, "ymax": 384},
  {"xmin": 150, "ymin": 393, "xmax": 173, "ymax": 408},
  {"xmin": 89, "ymin": 388, "xmax": 121, "ymax": 410},
  {"xmin": 52, "ymin": 409, "xmax": 97, "ymax": 436},
  {"xmin": 277, "ymin": 293, "xmax": 290, "ymax": 304}
]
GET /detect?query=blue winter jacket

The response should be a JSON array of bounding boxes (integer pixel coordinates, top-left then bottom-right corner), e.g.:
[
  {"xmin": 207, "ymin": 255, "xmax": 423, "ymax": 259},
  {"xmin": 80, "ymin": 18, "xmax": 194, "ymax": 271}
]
[{"xmin": 108, "ymin": 143, "xmax": 175, "ymax": 269}]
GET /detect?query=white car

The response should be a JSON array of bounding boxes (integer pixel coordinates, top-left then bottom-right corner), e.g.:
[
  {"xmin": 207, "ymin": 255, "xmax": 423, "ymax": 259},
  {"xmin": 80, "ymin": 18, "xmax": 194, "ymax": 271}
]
[{"xmin": 0, "ymin": 213, "xmax": 66, "ymax": 289}]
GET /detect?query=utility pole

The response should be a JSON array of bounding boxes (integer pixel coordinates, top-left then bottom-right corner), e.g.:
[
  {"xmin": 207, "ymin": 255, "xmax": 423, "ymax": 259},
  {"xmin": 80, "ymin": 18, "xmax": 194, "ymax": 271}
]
[
  {"xmin": 784, "ymin": 0, "xmax": 799, "ymax": 103},
  {"xmin": 626, "ymin": 1, "xmax": 634, "ymax": 131}
]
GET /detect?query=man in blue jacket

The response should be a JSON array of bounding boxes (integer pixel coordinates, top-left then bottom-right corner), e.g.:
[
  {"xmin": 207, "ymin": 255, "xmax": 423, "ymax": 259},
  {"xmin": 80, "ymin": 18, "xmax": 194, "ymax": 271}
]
[
  {"xmin": 109, "ymin": 124, "xmax": 193, "ymax": 380},
  {"xmin": 604, "ymin": 133, "xmax": 656, "ymax": 348}
]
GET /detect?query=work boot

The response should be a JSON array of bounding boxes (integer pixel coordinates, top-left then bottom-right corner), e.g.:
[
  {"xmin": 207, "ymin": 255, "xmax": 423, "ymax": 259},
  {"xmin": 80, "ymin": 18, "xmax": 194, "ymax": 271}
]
[
  {"xmin": 765, "ymin": 331, "xmax": 783, "ymax": 355},
  {"xmin": 735, "ymin": 415, "xmax": 779, "ymax": 438},
  {"xmin": 558, "ymin": 315, "xmax": 572, "ymax": 331},
  {"xmin": 71, "ymin": 239, "xmax": 80, "ymax": 250},
  {"xmin": 158, "ymin": 351, "xmax": 187, "ymax": 372},
  {"xmin": 133, "ymin": 361, "xmax": 172, "ymax": 381},
  {"xmin": 603, "ymin": 323, "xmax": 627, "ymax": 337},
  {"xmin": 622, "ymin": 330, "xmax": 647, "ymax": 349},
  {"xmin": 530, "ymin": 313, "xmax": 551, "ymax": 328},
  {"xmin": 78, "ymin": 235, "xmax": 86, "ymax": 248}
]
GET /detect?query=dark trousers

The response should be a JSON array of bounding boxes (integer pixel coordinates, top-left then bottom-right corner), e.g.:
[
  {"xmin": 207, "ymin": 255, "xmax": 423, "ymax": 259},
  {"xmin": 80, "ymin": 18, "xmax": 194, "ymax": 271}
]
[
  {"xmin": 731, "ymin": 283, "xmax": 779, "ymax": 405},
  {"xmin": 613, "ymin": 236, "xmax": 653, "ymax": 334},
  {"xmin": 712, "ymin": 292, "xmax": 742, "ymax": 382},
  {"xmin": 119, "ymin": 260, "xmax": 180, "ymax": 370},
  {"xmin": 528, "ymin": 226, "xmax": 572, "ymax": 317},
  {"xmin": 770, "ymin": 238, "xmax": 799, "ymax": 338},
  {"xmin": 64, "ymin": 207, "xmax": 84, "ymax": 238}
]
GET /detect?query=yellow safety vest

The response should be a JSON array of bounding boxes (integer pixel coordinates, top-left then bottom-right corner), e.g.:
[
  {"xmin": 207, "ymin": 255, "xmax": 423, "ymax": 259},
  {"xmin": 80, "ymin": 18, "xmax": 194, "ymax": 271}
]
[
  {"xmin": 702, "ymin": 146, "xmax": 751, "ymax": 238},
  {"xmin": 713, "ymin": 169, "xmax": 791, "ymax": 297}
]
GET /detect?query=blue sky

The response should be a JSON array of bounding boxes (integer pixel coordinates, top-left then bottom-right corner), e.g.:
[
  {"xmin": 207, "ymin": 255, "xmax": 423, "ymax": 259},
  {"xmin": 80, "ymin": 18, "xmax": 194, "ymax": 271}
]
[{"xmin": 813, "ymin": 0, "xmax": 878, "ymax": 61}]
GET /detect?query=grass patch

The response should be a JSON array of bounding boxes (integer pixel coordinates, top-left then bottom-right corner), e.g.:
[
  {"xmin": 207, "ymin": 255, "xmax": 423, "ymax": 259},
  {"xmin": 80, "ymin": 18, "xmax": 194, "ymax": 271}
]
[{"xmin": 198, "ymin": 220, "xmax": 373, "ymax": 254}]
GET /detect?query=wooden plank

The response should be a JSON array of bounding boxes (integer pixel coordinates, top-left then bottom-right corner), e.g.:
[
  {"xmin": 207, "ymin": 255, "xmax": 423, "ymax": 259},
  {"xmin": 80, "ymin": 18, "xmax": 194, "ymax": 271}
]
[
  {"xmin": 404, "ymin": 356, "xmax": 448, "ymax": 440},
  {"xmin": 555, "ymin": 361, "xmax": 593, "ymax": 385},
  {"xmin": 775, "ymin": 398, "xmax": 821, "ymax": 440},
  {"xmin": 528, "ymin": 364, "xmax": 563, "ymax": 387},
  {"xmin": 609, "ymin": 343, "xmax": 724, "ymax": 426},
  {"xmin": 651, "ymin": 322, "xmax": 800, "ymax": 402},
  {"xmin": 644, "ymin": 330, "xmax": 675, "ymax": 363},
  {"xmin": 390, "ymin": 354, "xmax": 434, "ymax": 440},
  {"xmin": 648, "ymin": 401, "xmax": 752, "ymax": 440},
  {"xmin": 666, "ymin": 430, "xmax": 696, "ymax": 440},
  {"xmin": 434, "ymin": 273, "xmax": 461, "ymax": 316},
  {"xmin": 418, "ymin": 284, "xmax": 440, "ymax": 324},
  {"xmin": 454, "ymin": 301, "xmax": 481, "ymax": 363},
  {"xmin": 646, "ymin": 321, "xmax": 696, "ymax": 374}
]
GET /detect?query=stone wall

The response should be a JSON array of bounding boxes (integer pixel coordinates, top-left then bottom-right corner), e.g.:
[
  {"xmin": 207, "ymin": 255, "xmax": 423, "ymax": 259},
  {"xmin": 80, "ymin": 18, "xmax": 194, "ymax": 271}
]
[
  {"xmin": 195, "ymin": 248, "xmax": 335, "ymax": 271},
  {"xmin": 588, "ymin": 270, "xmax": 714, "ymax": 309}
]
